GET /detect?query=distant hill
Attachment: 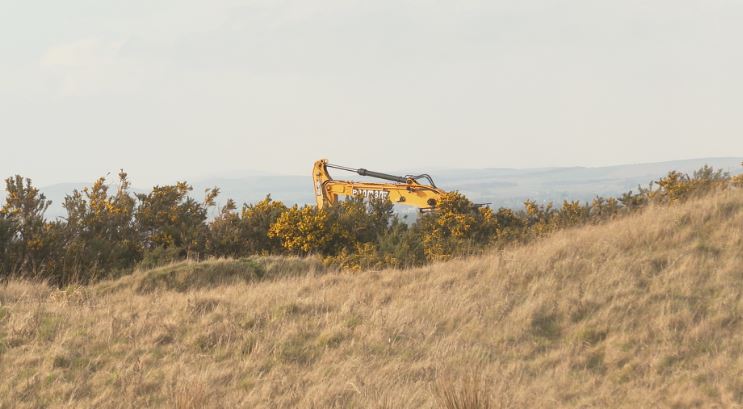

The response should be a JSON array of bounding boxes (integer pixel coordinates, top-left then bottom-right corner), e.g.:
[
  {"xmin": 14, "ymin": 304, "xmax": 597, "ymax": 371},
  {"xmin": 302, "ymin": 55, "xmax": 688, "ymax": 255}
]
[
  {"xmin": 2, "ymin": 157, "xmax": 741, "ymax": 219},
  {"xmin": 434, "ymin": 157, "xmax": 743, "ymax": 208}
]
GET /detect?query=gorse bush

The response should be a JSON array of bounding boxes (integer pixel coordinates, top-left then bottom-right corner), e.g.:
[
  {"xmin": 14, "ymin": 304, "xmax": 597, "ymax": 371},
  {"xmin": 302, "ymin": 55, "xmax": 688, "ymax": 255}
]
[
  {"xmin": 417, "ymin": 192, "xmax": 499, "ymax": 261},
  {"xmin": 135, "ymin": 181, "xmax": 219, "ymax": 259},
  {"xmin": 60, "ymin": 171, "xmax": 140, "ymax": 283},
  {"xmin": 0, "ymin": 164, "xmax": 741, "ymax": 286},
  {"xmin": 269, "ymin": 195, "xmax": 393, "ymax": 257},
  {"xmin": 207, "ymin": 196, "xmax": 287, "ymax": 258},
  {"xmin": 0, "ymin": 176, "xmax": 52, "ymax": 277}
]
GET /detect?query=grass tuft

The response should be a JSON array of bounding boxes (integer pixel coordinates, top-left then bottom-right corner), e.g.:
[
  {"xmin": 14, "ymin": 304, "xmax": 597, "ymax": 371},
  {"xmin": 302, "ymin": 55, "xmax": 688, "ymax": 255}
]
[{"xmin": 434, "ymin": 374, "xmax": 493, "ymax": 409}]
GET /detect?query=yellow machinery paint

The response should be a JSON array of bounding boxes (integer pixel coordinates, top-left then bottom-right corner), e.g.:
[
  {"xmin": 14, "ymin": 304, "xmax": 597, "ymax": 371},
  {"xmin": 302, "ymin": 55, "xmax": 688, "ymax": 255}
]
[{"xmin": 312, "ymin": 159, "xmax": 447, "ymax": 210}]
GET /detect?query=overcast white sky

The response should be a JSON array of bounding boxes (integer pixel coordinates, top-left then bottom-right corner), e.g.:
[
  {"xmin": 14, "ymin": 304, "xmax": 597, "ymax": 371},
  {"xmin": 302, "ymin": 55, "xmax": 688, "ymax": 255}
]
[{"xmin": 1, "ymin": 0, "xmax": 742, "ymax": 186}]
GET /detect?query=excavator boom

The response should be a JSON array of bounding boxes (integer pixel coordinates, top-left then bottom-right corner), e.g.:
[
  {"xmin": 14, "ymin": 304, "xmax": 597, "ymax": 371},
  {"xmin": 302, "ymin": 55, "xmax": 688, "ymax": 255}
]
[{"xmin": 313, "ymin": 159, "xmax": 446, "ymax": 210}]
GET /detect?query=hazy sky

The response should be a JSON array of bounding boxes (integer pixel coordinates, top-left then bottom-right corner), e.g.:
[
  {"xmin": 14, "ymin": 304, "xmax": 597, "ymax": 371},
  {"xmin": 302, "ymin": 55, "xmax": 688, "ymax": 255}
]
[{"xmin": 1, "ymin": 0, "xmax": 742, "ymax": 186}]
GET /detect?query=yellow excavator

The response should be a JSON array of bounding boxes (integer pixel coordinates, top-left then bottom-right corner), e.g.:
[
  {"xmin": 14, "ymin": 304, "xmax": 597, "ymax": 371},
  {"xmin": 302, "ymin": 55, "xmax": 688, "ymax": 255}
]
[{"xmin": 312, "ymin": 159, "xmax": 447, "ymax": 210}]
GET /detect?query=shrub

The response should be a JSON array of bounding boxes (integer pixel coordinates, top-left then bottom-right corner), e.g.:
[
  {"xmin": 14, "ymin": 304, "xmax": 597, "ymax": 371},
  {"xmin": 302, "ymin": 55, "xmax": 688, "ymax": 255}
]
[
  {"xmin": 0, "ymin": 176, "xmax": 52, "ymax": 277},
  {"xmin": 269, "ymin": 205, "xmax": 333, "ymax": 255},
  {"xmin": 239, "ymin": 196, "xmax": 288, "ymax": 254},
  {"xmin": 135, "ymin": 182, "xmax": 218, "ymax": 259},
  {"xmin": 60, "ymin": 171, "xmax": 141, "ymax": 282},
  {"xmin": 1, "ymin": 163, "xmax": 738, "ymax": 284},
  {"xmin": 417, "ymin": 192, "xmax": 498, "ymax": 261},
  {"xmin": 208, "ymin": 196, "xmax": 288, "ymax": 258}
]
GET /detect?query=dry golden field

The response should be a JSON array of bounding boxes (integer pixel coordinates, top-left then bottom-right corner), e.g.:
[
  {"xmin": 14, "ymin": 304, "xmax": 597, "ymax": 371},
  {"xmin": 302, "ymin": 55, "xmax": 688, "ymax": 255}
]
[{"xmin": 1, "ymin": 190, "xmax": 743, "ymax": 408}]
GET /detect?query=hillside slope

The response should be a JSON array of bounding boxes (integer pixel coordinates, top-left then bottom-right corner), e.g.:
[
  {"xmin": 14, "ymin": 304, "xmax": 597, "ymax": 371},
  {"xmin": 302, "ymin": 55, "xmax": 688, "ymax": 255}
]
[{"xmin": 1, "ymin": 190, "xmax": 743, "ymax": 408}]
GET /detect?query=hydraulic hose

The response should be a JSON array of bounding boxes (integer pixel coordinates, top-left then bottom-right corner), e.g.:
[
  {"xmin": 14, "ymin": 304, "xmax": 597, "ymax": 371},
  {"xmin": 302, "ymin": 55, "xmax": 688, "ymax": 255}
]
[{"xmin": 326, "ymin": 163, "xmax": 409, "ymax": 184}]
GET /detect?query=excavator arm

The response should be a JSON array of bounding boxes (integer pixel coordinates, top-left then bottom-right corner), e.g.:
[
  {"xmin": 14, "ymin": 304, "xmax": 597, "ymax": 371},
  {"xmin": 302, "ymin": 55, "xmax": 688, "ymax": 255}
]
[{"xmin": 313, "ymin": 159, "xmax": 447, "ymax": 210}]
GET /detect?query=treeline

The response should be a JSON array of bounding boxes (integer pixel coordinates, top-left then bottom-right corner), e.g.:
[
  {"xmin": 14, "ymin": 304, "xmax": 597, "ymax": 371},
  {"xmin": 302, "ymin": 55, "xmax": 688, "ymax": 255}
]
[{"xmin": 1, "ymin": 166, "xmax": 741, "ymax": 286}]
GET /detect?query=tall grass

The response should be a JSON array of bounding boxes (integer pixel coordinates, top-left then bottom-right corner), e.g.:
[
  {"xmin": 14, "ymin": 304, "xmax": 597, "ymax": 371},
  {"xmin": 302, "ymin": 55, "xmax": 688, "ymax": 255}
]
[
  {"xmin": 434, "ymin": 375, "xmax": 494, "ymax": 409},
  {"xmin": 1, "ymin": 190, "xmax": 743, "ymax": 408}
]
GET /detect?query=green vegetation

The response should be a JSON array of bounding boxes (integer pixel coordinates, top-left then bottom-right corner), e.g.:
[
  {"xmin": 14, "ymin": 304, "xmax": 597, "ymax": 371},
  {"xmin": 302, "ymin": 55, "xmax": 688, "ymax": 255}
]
[{"xmin": 0, "ymin": 164, "xmax": 740, "ymax": 286}]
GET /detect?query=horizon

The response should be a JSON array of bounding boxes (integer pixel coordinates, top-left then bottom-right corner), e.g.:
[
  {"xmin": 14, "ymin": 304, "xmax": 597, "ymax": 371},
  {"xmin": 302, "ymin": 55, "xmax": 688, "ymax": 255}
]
[
  {"xmin": 4, "ymin": 156, "xmax": 743, "ymax": 189},
  {"xmin": 4, "ymin": 156, "xmax": 742, "ymax": 221}
]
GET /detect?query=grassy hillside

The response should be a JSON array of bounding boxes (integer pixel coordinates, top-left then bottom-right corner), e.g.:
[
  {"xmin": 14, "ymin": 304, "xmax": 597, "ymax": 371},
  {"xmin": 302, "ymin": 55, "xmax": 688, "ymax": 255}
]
[{"xmin": 2, "ymin": 190, "xmax": 743, "ymax": 408}]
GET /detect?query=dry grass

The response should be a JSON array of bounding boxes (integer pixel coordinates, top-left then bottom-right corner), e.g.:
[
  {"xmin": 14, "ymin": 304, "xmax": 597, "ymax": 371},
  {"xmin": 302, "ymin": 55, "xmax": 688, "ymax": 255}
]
[
  {"xmin": 2, "ymin": 190, "xmax": 743, "ymax": 408},
  {"xmin": 434, "ymin": 374, "xmax": 496, "ymax": 409}
]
